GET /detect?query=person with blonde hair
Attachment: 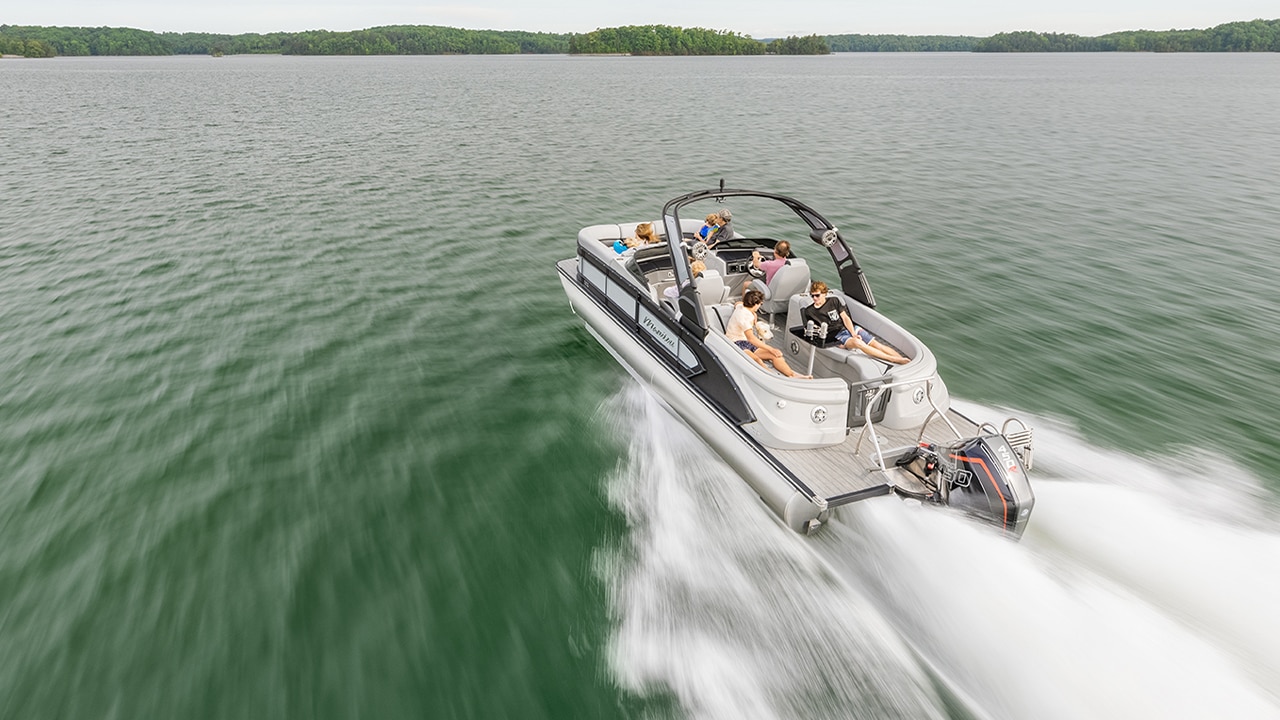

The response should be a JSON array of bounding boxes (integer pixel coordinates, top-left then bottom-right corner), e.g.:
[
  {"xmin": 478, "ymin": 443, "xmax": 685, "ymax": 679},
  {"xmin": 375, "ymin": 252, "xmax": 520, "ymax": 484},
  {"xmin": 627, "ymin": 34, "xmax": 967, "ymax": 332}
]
[
  {"xmin": 802, "ymin": 281, "xmax": 909, "ymax": 365},
  {"xmin": 613, "ymin": 222, "xmax": 662, "ymax": 253},
  {"xmin": 726, "ymin": 289, "xmax": 809, "ymax": 378},
  {"xmin": 696, "ymin": 213, "xmax": 722, "ymax": 243},
  {"xmin": 626, "ymin": 222, "xmax": 660, "ymax": 248},
  {"xmin": 664, "ymin": 259, "xmax": 706, "ymax": 299}
]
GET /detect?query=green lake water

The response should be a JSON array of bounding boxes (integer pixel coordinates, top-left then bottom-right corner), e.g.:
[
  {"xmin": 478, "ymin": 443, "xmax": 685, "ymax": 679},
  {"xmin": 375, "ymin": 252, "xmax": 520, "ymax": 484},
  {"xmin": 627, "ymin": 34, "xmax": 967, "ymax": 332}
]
[{"xmin": 2, "ymin": 53, "xmax": 1278, "ymax": 719}]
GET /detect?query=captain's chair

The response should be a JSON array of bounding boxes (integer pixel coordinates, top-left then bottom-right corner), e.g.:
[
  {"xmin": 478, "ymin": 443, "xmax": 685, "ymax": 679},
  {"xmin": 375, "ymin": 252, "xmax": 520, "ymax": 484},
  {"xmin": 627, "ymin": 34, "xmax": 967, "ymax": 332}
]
[{"xmin": 747, "ymin": 258, "xmax": 810, "ymax": 317}]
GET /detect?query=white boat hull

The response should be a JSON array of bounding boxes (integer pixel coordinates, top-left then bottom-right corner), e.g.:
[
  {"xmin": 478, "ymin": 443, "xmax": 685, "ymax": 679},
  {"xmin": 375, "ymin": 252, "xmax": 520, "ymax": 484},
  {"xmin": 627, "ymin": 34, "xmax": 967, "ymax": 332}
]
[{"xmin": 559, "ymin": 266, "xmax": 828, "ymax": 531}]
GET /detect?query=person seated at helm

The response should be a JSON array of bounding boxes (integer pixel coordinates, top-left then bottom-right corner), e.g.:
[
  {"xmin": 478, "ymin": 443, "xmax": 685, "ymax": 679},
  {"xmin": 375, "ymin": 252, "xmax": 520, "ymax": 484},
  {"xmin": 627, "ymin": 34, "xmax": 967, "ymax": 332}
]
[
  {"xmin": 802, "ymin": 281, "xmax": 909, "ymax": 365},
  {"xmin": 613, "ymin": 222, "xmax": 661, "ymax": 253},
  {"xmin": 751, "ymin": 241, "xmax": 792, "ymax": 285},
  {"xmin": 706, "ymin": 208, "xmax": 734, "ymax": 248}
]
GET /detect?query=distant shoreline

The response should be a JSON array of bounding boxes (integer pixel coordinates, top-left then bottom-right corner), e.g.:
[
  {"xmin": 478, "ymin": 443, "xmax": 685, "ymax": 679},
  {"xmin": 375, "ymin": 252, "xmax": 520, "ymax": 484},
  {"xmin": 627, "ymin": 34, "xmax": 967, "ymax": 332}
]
[{"xmin": 1, "ymin": 20, "xmax": 1277, "ymax": 58}]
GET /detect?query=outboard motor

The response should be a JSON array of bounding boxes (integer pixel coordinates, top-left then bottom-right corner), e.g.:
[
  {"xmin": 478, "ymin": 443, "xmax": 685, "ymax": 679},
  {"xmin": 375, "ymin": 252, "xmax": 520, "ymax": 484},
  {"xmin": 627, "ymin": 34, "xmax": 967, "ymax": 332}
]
[{"xmin": 938, "ymin": 435, "xmax": 1035, "ymax": 538}]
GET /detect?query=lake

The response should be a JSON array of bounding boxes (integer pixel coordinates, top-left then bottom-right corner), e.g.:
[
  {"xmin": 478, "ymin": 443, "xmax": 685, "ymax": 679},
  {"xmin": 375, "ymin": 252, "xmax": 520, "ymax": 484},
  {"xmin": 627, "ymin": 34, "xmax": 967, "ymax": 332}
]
[{"xmin": 1, "ymin": 52, "xmax": 1278, "ymax": 719}]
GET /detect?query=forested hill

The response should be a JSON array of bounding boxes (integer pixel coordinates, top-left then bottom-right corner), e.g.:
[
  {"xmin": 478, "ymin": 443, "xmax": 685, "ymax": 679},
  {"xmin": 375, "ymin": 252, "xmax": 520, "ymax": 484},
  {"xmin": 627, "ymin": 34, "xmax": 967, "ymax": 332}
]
[
  {"xmin": 0, "ymin": 24, "xmax": 570, "ymax": 57},
  {"xmin": 0, "ymin": 23, "xmax": 821, "ymax": 57},
  {"xmin": 2, "ymin": 19, "xmax": 1278, "ymax": 58},
  {"xmin": 566, "ymin": 25, "xmax": 764, "ymax": 54},
  {"xmin": 974, "ymin": 19, "xmax": 1280, "ymax": 51}
]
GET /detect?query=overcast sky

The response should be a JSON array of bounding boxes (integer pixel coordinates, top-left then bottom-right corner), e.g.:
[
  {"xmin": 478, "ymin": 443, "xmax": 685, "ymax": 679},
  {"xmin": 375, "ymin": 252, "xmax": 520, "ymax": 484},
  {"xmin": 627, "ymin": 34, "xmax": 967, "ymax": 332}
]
[{"xmin": 5, "ymin": 0, "xmax": 1277, "ymax": 38}]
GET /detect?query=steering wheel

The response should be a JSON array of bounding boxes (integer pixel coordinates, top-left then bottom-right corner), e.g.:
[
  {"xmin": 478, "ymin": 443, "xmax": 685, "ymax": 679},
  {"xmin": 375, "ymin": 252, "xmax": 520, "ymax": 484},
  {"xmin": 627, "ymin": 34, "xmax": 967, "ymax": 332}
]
[{"xmin": 690, "ymin": 241, "xmax": 710, "ymax": 260}]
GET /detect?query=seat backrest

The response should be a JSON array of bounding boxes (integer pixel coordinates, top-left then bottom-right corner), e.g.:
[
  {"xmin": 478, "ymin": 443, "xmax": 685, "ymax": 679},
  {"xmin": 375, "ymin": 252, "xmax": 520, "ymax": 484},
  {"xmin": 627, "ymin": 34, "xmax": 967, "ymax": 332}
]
[
  {"xmin": 617, "ymin": 220, "xmax": 666, "ymax": 242},
  {"xmin": 694, "ymin": 269, "xmax": 728, "ymax": 306},
  {"xmin": 706, "ymin": 303, "xmax": 735, "ymax": 335},
  {"xmin": 762, "ymin": 258, "xmax": 810, "ymax": 315},
  {"xmin": 701, "ymin": 252, "xmax": 727, "ymax": 277},
  {"xmin": 784, "ymin": 294, "xmax": 809, "ymax": 334}
]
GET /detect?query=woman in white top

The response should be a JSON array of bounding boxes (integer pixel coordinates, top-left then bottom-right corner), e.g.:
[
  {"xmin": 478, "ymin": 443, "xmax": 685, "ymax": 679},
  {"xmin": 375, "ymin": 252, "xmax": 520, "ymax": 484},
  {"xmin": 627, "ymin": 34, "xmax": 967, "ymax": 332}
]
[{"xmin": 725, "ymin": 289, "xmax": 809, "ymax": 378}]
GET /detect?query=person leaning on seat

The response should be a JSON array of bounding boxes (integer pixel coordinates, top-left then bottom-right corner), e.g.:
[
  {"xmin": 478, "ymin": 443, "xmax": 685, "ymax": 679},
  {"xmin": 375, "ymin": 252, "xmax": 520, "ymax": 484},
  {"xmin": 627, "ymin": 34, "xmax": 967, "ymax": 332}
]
[
  {"xmin": 613, "ymin": 222, "xmax": 661, "ymax": 253},
  {"xmin": 802, "ymin": 281, "xmax": 909, "ymax": 365},
  {"xmin": 726, "ymin": 289, "xmax": 810, "ymax": 378},
  {"xmin": 751, "ymin": 241, "xmax": 791, "ymax": 284}
]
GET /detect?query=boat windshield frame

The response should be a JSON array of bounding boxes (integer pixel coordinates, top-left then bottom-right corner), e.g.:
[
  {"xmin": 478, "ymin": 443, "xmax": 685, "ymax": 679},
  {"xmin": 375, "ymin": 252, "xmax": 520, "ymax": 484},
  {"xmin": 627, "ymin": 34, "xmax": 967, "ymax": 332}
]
[{"xmin": 660, "ymin": 185, "xmax": 877, "ymax": 334}]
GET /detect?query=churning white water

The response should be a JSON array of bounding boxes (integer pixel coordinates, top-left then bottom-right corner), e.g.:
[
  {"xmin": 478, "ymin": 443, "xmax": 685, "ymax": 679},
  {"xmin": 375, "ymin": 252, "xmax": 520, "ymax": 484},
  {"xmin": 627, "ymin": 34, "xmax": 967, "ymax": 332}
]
[{"xmin": 597, "ymin": 388, "xmax": 1280, "ymax": 720}]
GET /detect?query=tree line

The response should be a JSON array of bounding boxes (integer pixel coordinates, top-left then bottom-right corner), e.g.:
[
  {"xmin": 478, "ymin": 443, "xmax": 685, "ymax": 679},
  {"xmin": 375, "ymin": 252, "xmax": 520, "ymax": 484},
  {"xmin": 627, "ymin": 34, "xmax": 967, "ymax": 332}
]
[
  {"xmin": 3, "ymin": 19, "xmax": 1278, "ymax": 58},
  {"xmin": 566, "ymin": 25, "xmax": 766, "ymax": 55},
  {"xmin": 768, "ymin": 35, "xmax": 831, "ymax": 55},
  {"xmin": 0, "ymin": 24, "xmax": 570, "ymax": 57},
  {"xmin": 0, "ymin": 23, "xmax": 833, "ymax": 57},
  {"xmin": 1, "ymin": 25, "xmax": 172, "ymax": 56},
  {"xmin": 974, "ymin": 19, "xmax": 1280, "ymax": 51},
  {"xmin": 826, "ymin": 34, "xmax": 978, "ymax": 51},
  {"xmin": 0, "ymin": 23, "xmax": 829, "ymax": 57}
]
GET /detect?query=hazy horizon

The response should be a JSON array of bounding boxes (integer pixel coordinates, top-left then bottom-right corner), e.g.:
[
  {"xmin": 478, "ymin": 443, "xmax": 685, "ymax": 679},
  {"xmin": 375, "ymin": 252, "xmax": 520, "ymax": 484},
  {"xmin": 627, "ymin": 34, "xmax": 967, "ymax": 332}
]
[{"xmin": 5, "ymin": 0, "xmax": 1278, "ymax": 39}]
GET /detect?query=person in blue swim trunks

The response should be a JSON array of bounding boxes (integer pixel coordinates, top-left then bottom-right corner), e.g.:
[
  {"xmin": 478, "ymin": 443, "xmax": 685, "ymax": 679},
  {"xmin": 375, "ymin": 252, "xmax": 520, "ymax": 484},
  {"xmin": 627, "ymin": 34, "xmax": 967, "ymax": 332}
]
[
  {"xmin": 801, "ymin": 281, "xmax": 910, "ymax": 365},
  {"xmin": 726, "ymin": 290, "xmax": 809, "ymax": 378}
]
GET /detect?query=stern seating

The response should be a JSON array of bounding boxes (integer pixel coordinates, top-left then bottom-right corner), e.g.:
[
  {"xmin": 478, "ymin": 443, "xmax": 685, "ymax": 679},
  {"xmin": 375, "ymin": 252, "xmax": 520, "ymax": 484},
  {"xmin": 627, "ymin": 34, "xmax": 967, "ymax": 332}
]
[
  {"xmin": 616, "ymin": 221, "xmax": 666, "ymax": 242},
  {"xmin": 783, "ymin": 293, "xmax": 888, "ymax": 383}
]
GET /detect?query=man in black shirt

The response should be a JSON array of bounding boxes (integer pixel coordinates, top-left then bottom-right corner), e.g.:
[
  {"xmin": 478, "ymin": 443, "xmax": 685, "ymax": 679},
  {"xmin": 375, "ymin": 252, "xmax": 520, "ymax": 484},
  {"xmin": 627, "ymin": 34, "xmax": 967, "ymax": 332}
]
[{"xmin": 802, "ymin": 281, "xmax": 909, "ymax": 365}]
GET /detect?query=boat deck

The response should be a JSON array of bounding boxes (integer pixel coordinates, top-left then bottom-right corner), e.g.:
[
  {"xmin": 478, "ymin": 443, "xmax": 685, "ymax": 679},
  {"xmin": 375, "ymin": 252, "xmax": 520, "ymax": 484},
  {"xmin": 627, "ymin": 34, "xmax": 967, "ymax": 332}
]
[{"xmin": 770, "ymin": 409, "xmax": 981, "ymax": 505}]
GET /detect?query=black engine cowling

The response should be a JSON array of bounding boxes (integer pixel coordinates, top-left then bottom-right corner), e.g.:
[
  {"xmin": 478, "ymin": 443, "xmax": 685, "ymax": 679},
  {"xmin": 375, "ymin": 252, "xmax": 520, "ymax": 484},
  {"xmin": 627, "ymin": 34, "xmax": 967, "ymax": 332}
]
[
  {"xmin": 939, "ymin": 435, "xmax": 1035, "ymax": 538},
  {"xmin": 897, "ymin": 434, "xmax": 1035, "ymax": 538}
]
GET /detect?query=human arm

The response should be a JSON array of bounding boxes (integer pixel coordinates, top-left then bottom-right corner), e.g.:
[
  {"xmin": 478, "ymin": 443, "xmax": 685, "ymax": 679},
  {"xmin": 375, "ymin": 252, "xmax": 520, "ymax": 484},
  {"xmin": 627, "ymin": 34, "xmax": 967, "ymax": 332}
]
[{"xmin": 838, "ymin": 308, "xmax": 859, "ymax": 338}]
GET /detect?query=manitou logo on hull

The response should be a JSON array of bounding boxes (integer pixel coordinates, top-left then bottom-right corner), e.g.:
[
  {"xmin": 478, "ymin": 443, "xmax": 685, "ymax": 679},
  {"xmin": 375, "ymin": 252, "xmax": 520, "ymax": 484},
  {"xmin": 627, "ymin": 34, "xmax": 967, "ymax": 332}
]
[{"xmin": 639, "ymin": 309, "xmax": 680, "ymax": 356}]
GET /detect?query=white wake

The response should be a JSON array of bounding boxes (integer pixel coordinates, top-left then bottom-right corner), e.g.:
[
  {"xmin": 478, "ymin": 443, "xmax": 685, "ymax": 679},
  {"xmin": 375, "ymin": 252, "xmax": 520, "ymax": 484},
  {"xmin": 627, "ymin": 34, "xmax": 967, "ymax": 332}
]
[{"xmin": 597, "ymin": 387, "xmax": 1280, "ymax": 720}]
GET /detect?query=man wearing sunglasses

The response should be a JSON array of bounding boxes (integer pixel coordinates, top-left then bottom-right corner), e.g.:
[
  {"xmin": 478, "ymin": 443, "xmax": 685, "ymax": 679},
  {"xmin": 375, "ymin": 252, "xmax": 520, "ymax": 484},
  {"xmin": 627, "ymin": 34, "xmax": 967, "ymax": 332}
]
[{"xmin": 801, "ymin": 281, "xmax": 910, "ymax": 365}]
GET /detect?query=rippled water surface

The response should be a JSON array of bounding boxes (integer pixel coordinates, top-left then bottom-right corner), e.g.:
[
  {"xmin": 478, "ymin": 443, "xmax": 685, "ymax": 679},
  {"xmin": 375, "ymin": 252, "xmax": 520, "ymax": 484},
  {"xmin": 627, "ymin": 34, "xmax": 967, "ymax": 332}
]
[{"xmin": 2, "ymin": 53, "xmax": 1278, "ymax": 718}]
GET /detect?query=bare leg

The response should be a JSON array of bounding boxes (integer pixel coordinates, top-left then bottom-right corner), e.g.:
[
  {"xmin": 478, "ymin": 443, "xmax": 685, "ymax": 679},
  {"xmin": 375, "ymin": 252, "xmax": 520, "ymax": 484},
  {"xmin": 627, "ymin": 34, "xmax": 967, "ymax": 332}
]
[
  {"xmin": 869, "ymin": 339, "xmax": 910, "ymax": 364},
  {"xmin": 757, "ymin": 346, "xmax": 809, "ymax": 379},
  {"xmin": 844, "ymin": 337, "xmax": 909, "ymax": 365},
  {"xmin": 746, "ymin": 350, "xmax": 770, "ymax": 370}
]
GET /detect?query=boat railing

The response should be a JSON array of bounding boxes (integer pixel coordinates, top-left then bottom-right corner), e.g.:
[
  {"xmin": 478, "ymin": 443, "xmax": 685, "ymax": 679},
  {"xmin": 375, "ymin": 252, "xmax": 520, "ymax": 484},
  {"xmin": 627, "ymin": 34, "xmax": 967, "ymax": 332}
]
[
  {"xmin": 973, "ymin": 418, "xmax": 1035, "ymax": 470},
  {"xmin": 852, "ymin": 376, "xmax": 957, "ymax": 472},
  {"xmin": 1001, "ymin": 417, "xmax": 1035, "ymax": 470}
]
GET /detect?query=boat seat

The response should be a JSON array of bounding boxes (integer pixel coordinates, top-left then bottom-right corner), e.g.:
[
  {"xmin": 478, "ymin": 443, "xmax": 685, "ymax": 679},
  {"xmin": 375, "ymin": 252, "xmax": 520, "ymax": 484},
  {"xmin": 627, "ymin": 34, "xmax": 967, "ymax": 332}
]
[
  {"xmin": 783, "ymin": 294, "xmax": 890, "ymax": 383},
  {"xmin": 706, "ymin": 303, "xmax": 735, "ymax": 335},
  {"xmin": 616, "ymin": 220, "xmax": 666, "ymax": 241},
  {"xmin": 694, "ymin": 269, "xmax": 729, "ymax": 306},
  {"xmin": 701, "ymin": 252, "xmax": 728, "ymax": 278},
  {"xmin": 747, "ymin": 258, "xmax": 810, "ymax": 316}
]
